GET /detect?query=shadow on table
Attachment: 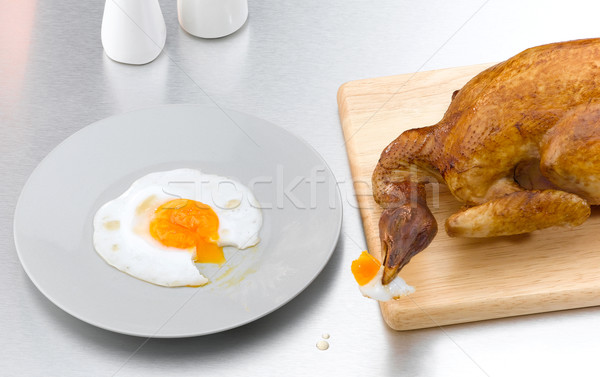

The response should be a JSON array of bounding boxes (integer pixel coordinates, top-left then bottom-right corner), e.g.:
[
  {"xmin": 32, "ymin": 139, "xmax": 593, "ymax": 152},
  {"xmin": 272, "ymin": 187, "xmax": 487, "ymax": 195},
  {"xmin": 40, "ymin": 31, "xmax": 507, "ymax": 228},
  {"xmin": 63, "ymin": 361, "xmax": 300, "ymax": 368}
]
[
  {"xmin": 379, "ymin": 303, "xmax": 600, "ymax": 376},
  {"xmin": 25, "ymin": 234, "xmax": 344, "ymax": 364}
]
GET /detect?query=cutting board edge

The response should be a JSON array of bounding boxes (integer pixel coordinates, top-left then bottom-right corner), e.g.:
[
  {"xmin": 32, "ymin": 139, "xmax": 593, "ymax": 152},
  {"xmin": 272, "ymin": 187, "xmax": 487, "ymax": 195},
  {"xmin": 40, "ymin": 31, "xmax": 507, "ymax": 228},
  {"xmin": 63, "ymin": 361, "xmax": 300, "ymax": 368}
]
[
  {"xmin": 337, "ymin": 82, "xmax": 383, "ymax": 257},
  {"xmin": 380, "ymin": 287, "xmax": 600, "ymax": 331}
]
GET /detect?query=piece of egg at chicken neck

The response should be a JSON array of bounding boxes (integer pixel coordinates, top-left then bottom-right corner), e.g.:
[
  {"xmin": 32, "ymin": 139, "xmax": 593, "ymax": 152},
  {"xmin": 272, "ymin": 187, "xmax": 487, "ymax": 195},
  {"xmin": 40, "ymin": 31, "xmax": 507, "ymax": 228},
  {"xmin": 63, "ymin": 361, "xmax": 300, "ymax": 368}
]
[{"xmin": 351, "ymin": 251, "xmax": 414, "ymax": 301}]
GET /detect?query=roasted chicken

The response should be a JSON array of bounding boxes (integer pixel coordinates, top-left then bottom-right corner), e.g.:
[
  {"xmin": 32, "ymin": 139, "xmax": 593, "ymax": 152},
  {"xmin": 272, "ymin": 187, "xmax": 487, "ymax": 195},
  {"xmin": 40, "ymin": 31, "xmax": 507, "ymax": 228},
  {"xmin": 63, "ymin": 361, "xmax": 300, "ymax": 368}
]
[{"xmin": 374, "ymin": 39, "xmax": 600, "ymax": 284}]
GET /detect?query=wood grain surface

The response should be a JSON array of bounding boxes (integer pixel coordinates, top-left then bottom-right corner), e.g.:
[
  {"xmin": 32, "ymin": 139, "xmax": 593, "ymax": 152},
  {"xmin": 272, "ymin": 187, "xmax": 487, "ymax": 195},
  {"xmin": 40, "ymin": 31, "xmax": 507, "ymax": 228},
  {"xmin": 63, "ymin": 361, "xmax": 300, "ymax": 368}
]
[{"xmin": 337, "ymin": 63, "xmax": 600, "ymax": 330}]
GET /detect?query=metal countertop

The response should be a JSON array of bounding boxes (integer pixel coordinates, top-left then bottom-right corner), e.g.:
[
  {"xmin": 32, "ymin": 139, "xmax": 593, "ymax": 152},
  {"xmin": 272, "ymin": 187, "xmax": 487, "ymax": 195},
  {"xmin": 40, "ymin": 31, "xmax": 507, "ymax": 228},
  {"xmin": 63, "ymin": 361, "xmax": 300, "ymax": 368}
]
[{"xmin": 2, "ymin": 1, "xmax": 600, "ymax": 375}]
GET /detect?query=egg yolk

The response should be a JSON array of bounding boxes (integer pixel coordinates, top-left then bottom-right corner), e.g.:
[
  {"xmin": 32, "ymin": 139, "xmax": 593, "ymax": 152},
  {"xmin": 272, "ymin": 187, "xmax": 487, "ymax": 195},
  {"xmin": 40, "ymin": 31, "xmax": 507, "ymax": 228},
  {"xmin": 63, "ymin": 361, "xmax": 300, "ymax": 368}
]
[
  {"xmin": 351, "ymin": 251, "xmax": 381, "ymax": 286},
  {"xmin": 149, "ymin": 199, "xmax": 225, "ymax": 265}
]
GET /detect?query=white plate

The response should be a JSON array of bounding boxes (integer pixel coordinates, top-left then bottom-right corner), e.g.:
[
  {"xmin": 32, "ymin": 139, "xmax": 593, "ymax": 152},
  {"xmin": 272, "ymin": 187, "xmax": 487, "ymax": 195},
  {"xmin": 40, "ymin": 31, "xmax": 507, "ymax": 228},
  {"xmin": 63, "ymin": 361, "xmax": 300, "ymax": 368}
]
[{"xmin": 14, "ymin": 105, "xmax": 342, "ymax": 337}]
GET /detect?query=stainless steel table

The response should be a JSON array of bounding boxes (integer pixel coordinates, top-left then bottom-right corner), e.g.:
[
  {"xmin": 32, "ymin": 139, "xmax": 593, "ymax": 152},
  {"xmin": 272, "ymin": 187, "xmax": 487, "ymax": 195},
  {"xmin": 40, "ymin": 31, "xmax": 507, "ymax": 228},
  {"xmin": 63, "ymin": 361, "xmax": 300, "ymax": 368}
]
[{"xmin": 2, "ymin": 0, "xmax": 600, "ymax": 375}]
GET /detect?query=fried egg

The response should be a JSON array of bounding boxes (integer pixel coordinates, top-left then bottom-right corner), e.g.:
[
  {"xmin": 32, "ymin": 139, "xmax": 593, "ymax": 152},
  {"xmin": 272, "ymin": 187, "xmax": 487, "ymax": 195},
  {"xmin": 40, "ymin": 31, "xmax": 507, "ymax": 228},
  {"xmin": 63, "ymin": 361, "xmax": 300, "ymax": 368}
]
[
  {"xmin": 351, "ymin": 251, "xmax": 414, "ymax": 301},
  {"xmin": 93, "ymin": 168, "xmax": 262, "ymax": 287}
]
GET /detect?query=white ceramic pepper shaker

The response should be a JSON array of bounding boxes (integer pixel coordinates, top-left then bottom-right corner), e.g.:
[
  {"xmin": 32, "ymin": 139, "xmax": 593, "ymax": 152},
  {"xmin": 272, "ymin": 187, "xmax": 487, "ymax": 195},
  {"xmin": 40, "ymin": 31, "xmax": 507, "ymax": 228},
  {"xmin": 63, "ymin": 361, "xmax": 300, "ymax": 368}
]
[{"xmin": 101, "ymin": 0, "xmax": 166, "ymax": 65}]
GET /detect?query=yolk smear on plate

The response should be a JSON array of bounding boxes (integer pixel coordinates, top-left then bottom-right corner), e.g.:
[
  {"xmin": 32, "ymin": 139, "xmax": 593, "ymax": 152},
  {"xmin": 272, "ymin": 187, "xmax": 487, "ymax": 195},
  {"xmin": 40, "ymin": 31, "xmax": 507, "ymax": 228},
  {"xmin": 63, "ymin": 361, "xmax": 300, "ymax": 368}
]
[
  {"xmin": 351, "ymin": 251, "xmax": 381, "ymax": 286},
  {"xmin": 149, "ymin": 198, "xmax": 226, "ymax": 265}
]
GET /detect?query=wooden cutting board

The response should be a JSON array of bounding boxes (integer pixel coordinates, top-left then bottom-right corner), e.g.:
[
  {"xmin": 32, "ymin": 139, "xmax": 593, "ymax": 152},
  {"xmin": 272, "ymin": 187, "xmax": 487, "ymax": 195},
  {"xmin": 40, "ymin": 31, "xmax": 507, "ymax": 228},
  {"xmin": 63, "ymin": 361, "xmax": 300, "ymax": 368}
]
[{"xmin": 337, "ymin": 63, "xmax": 600, "ymax": 330}]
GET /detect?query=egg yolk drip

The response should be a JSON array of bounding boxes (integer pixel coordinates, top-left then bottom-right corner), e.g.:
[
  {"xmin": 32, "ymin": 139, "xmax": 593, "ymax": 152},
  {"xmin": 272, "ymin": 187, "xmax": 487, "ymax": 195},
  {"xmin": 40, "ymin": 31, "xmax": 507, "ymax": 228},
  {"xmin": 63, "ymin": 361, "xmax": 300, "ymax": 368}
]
[
  {"xmin": 351, "ymin": 251, "xmax": 381, "ymax": 286},
  {"xmin": 149, "ymin": 199, "xmax": 225, "ymax": 265}
]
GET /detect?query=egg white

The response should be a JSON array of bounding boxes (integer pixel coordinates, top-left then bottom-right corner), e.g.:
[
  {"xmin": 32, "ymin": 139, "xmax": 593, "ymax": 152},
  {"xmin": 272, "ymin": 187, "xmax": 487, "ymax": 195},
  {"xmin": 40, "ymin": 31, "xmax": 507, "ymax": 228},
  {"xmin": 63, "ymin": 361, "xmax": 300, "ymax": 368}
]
[
  {"xmin": 93, "ymin": 168, "xmax": 262, "ymax": 287},
  {"xmin": 359, "ymin": 267, "xmax": 415, "ymax": 301}
]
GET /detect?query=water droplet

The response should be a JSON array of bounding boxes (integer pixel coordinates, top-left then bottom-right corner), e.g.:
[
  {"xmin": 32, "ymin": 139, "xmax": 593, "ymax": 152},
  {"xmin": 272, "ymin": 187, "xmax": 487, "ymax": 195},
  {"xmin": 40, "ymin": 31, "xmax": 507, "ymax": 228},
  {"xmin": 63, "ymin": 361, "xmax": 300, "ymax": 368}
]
[{"xmin": 316, "ymin": 340, "xmax": 329, "ymax": 351}]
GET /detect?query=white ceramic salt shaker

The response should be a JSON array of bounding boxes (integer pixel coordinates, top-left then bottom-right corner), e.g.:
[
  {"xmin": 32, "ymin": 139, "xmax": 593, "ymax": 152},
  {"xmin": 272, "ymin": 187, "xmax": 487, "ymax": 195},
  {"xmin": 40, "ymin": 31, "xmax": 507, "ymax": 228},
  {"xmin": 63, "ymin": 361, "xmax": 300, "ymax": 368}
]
[
  {"xmin": 177, "ymin": 0, "xmax": 248, "ymax": 39},
  {"xmin": 101, "ymin": 0, "xmax": 166, "ymax": 65}
]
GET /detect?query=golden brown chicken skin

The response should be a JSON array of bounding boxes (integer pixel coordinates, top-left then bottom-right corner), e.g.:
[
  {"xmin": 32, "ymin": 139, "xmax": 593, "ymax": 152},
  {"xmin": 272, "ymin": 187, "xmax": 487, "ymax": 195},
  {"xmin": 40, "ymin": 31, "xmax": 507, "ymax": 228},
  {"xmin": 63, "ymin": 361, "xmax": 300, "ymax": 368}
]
[{"xmin": 373, "ymin": 39, "xmax": 600, "ymax": 284}]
